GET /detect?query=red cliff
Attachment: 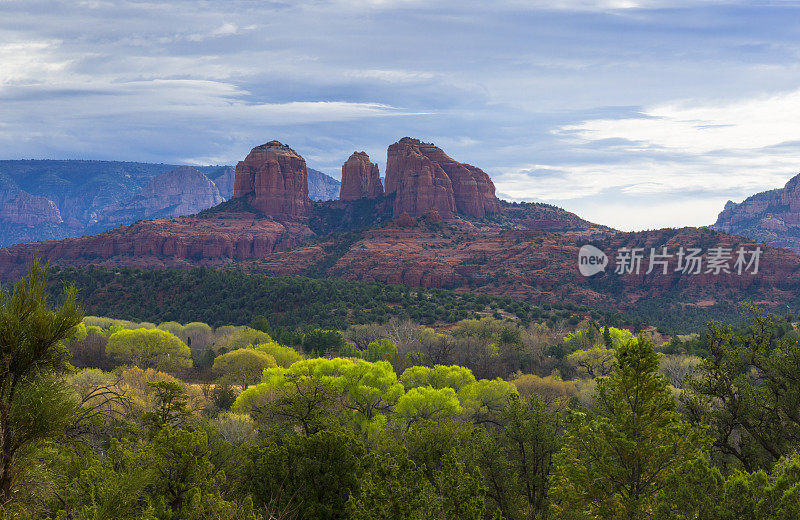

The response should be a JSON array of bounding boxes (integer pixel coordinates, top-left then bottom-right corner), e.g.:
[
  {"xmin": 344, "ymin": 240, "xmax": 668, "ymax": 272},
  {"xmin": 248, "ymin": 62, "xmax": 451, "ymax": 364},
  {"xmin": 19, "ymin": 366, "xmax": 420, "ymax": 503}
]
[
  {"xmin": 0, "ymin": 211, "xmax": 314, "ymax": 280},
  {"xmin": 384, "ymin": 137, "xmax": 501, "ymax": 218},
  {"xmin": 233, "ymin": 141, "xmax": 312, "ymax": 218},
  {"xmin": 339, "ymin": 152, "xmax": 383, "ymax": 201}
]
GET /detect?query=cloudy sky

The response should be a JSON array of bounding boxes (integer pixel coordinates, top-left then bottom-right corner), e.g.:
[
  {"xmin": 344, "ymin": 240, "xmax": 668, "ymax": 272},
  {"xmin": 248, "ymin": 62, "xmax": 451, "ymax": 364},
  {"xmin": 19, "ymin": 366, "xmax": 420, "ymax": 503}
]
[{"xmin": 2, "ymin": 0, "xmax": 800, "ymax": 230}]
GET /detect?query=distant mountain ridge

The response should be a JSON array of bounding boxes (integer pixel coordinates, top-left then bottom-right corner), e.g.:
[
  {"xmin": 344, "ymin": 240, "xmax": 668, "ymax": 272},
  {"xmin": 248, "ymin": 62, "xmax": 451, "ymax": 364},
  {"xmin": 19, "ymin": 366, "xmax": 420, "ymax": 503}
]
[
  {"xmin": 710, "ymin": 172, "xmax": 800, "ymax": 253},
  {"xmin": 307, "ymin": 167, "xmax": 341, "ymax": 201},
  {"xmin": 0, "ymin": 159, "xmax": 340, "ymax": 247}
]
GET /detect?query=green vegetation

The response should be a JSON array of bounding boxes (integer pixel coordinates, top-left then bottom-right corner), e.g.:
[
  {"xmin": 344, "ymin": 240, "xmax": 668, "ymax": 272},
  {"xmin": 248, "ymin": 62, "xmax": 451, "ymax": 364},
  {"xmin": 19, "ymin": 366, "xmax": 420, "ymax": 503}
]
[
  {"xmin": 105, "ymin": 328, "xmax": 192, "ymax": 372},
  {"xmin": 46, "ymin": 265, "xmax": 629, "ymax": 329},
  {"xmin": 6, "ymin": 260, "xmax": 800, "ymax": 519}
]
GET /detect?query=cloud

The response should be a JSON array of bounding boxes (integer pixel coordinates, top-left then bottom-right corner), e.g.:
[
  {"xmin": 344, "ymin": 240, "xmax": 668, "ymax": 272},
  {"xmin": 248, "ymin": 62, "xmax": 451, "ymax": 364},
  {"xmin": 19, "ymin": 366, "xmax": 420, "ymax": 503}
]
[
  {"xmin": 560, "ymin": 89, "xmax": 800, "ymax": 154},
  {"xmin": 1, "ymin": 0, "xmax": 800, "ymax": 230}
]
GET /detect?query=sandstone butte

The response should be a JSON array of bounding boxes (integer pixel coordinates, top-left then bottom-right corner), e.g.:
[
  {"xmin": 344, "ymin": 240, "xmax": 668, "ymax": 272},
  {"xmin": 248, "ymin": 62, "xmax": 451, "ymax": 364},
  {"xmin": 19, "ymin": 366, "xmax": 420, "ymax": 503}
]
[
  {"xmin": 384, "ymin": 137, "xmax": 501, "ymax": 218},
  {"xmin": 233, "ymin": 141, "xmax": 312, "ymax": 218},
  {"xmin": 339, "ymin": 152, "xmax": 383, "ymax": 201}
]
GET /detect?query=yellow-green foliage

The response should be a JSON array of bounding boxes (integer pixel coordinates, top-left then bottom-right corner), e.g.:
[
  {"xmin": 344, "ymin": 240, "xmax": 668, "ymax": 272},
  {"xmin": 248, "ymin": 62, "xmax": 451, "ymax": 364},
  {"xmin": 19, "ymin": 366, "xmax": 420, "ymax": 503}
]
[
  {"xmin": 395, "ymin": 386, "xmax": 462, "ymax": 423},
  {"xmin": 252, "ymin": 341, "xmax": 303, "ymax": 367},
  {"xmin": 156, "ymin": 321, "xmax": 184, "ymax": 336},
  {"xmin": 512, "ymin": 374, "xmax": 578, "ymax": 409},
  {"xmin": 363, "ymin": 339, "xmax": 398, "ymax": 362},
  {"xmin": 457, "ymin": 378, "xmax": 518, "ymax": 419},
  {"xmin": 212, "ymin": 349, "xmax": 277, "ymax": 389},
  {"xmin": 400, "ymin": 365, "xmax": 477, "ymax": 391},
  {"xmin": 106, "ymin": 328, "xmax": 191, "ymax": 372},
  {"xmin": 234, "ymin": 356, "xmax": 518, "ymax": 430},
  {"xmin": 214, "ymin": 327, "xmax": 272, "ymax": 352},
  {"xmin": 235, "ymin": 358, "xmax": 404, "ymax": 424},
  {"xmin": 84, "ymin": 316, "xmax": 136, "ymax": 329},
  {"xmin": 563, "ymin": 326, "xmax": 635, "ymax": 351},
  {"xmin": 565, "ymin": 346, "xmax": 616, "ymax": 378}
]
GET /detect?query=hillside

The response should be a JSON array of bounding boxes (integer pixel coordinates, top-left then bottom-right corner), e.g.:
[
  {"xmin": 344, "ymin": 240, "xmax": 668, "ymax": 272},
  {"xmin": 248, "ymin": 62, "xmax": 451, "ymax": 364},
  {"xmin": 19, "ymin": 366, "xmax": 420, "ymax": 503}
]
[{"xmin": 710, "ymin": 171, "xmax": 800, "ymax": 252}]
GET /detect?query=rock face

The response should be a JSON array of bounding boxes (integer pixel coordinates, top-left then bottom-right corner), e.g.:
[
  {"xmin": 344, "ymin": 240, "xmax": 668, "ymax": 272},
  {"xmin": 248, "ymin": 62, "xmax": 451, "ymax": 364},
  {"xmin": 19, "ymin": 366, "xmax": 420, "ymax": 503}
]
[
  {"xmin": 0, "ymin": 211, "xmax": 315, "ymax": 281},
  {"xmin": 0, "ymin": 191, "xmax": 63, "ymax": 226},
  {"xmin": 711, "ymin": 172, "xmax": 800, "ymax": 253},
  {"xmin": 307, "ymin": 168, "xmax": 341, "ymax": 201},
  {"xmin": 340, "ymin": 152, "xmax": 383, "ymax": 201},
  {"xmin": 212, "ymin": 167, "xmax": 236, "ymax": 199},
  {"xmin": 98, "ymin": 166, "xmax": 224, "ymax": 225},
  {"xmin": 233, "ymin": 141, "xmax": 312, "ymax": 218},
  {"xmin": 384, "ymin": 137, "xmax": 500, "ymax": 218}
]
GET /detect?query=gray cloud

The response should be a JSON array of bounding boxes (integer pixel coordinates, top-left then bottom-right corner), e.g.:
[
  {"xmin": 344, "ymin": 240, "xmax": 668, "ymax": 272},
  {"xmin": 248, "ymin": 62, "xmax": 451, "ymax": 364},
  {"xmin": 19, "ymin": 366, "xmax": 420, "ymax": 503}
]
[{"xmin": 1, "ymin": 0, "xmax": 799, "ymax": 229}]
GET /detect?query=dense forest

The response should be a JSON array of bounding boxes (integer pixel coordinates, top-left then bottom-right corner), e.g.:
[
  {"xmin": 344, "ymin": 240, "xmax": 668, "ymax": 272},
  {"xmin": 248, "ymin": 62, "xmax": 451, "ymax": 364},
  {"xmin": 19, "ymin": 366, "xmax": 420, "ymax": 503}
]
[
  {"xmin": 46, "ymin": 266, "xmax": 634, "ymax": 331},
  {"xmin": 4, "ymin": 260, "xmax": 800, "ymax": 519}
]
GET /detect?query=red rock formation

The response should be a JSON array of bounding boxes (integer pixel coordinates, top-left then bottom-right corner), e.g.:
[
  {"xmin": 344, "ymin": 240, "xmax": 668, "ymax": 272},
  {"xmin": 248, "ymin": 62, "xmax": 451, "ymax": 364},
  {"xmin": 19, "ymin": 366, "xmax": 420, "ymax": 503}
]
[
  {"xmin": 384, "ymin": 137, "xmax": 500, "ymax": 218},
  {"xmin": 340, "ymin": 152, "xmax": 383, "ymax": 201},
  {"xmin": 233, "ymin": 141, "xmax": 311, "ymax": 218},
  {"xmin": 0, "ymin": 191, "xmax": 62, "ymax": 226},
  {"xmin": 246, "ymin": 224, "xmax": 800, "ymax": 311},
  {"xmin": 711, "ymin": 172, "xmax": 800, "ymax": 252},
  {"xmin": 0, "ymin": 211, "xmax": 315, "ymax": 281},
  {"xmin": 97, "ymin": 166, "xmax": 224, "ymax": 225}
]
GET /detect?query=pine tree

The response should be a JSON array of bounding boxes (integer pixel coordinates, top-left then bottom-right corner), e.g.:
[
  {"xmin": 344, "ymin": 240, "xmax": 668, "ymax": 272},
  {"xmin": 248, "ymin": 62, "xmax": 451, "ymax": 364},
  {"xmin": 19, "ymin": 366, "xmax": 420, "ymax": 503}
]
[{"xmin": 552, "ymin": 337, "xmax": 709, "ymax": 520}]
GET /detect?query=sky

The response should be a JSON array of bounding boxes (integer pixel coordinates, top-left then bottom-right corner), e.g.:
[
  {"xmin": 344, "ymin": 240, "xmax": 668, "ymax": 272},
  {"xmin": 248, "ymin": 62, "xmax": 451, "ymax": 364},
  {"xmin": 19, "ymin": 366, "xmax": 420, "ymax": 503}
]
[{"xmin": 2, "ymin": 0, "xmax": 800, "ymax": 230}]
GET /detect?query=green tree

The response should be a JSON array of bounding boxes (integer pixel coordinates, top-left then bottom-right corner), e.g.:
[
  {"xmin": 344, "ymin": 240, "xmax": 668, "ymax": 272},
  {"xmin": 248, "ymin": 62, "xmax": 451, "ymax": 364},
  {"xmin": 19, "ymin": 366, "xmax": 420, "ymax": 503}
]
[
  {"xmin": 400, "ymin": 364, "xmax": 477, "ymax": 391},
  {"xmin": 253, "ymin": 341, "xmax": 302, "ymax": 367},
  {"xmin": 143, "ymin": 381, "xmax": 192, "ymax": 430},
  {"xmin": 715, "ymin": 452, "xmax": 800, "ymax": 520},
  {"xmin": 684, "ymin": 305, "xmax": 800, "ymax": 471},
  {"xmin": 44, "ymin": 440, "xmax": 154, "ymax": 520},
  {"xmin": 565, "ymin": 346, "xmax": 616, "ymax": 378},
  {"xmin": 347, "ymin": 439, "xmax": 438, "ymax": 520},
  {"xmin": 215, "ymin": 327, "xmax": 272, "ymax": 352},
  {"xmin": 236, "ymin": 358, "xmax": 403, "ymax": 433},
  {"xmin": 480, "ymin": 393, "xmax": 560, "ymax": 519},
  {"xmin": 394, "ymin": 386, "xmax": 462, "ymax": 428},
  {"xmin": 302, "ymin": 328, "xmax": 347, "ymax": 356},
  {"xmin": 212, "ymin": 349, "xmax": 277, "ymax": 389},
  {"xmin": 405, "ymin": 419, "xmax": 487, "ymax": 520},
  {"xmin": 106, "ymin": 328, "xmax": 191, "ymax": 372},
  {"xmin": 247, "ymin": 429, "xmax": 366, "ymax": 520},
  {"xmin": 363, "ymin": 338, "xmax": 398, "ymax": 363},
  {"xmin": 0, "ymin": 258, "xmax": 83, "ymax": 503},
  {"xmin": 552, "ymin": 338, "xmax": 709, "ymax": 520},
  {"xmin": 149, "ymin": 426, "xmax": 257, "ymax": 519}
]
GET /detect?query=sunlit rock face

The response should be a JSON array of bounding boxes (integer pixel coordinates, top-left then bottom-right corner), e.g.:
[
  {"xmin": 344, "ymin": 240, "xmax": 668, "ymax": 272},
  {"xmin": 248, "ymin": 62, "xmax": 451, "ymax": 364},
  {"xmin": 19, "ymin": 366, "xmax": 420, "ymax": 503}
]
[
  {"xmin": 384, "ymin": 137, "xmax": 500, "ymax": 218},
  {"xmin": 340, "ymin": 151, "xmax": 383, "ymax": 201},
  {"xmin": 233, "ymin": 141, "xmax": 312, "ymax": 218}
]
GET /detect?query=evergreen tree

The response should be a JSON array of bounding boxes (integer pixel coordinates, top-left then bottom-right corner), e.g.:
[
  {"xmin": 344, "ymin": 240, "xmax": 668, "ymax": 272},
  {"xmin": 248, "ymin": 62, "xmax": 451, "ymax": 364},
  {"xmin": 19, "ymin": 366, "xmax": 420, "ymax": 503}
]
[{"xmin": 552, "ymin": 338, "xmax": 709, "ymax": 520}]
